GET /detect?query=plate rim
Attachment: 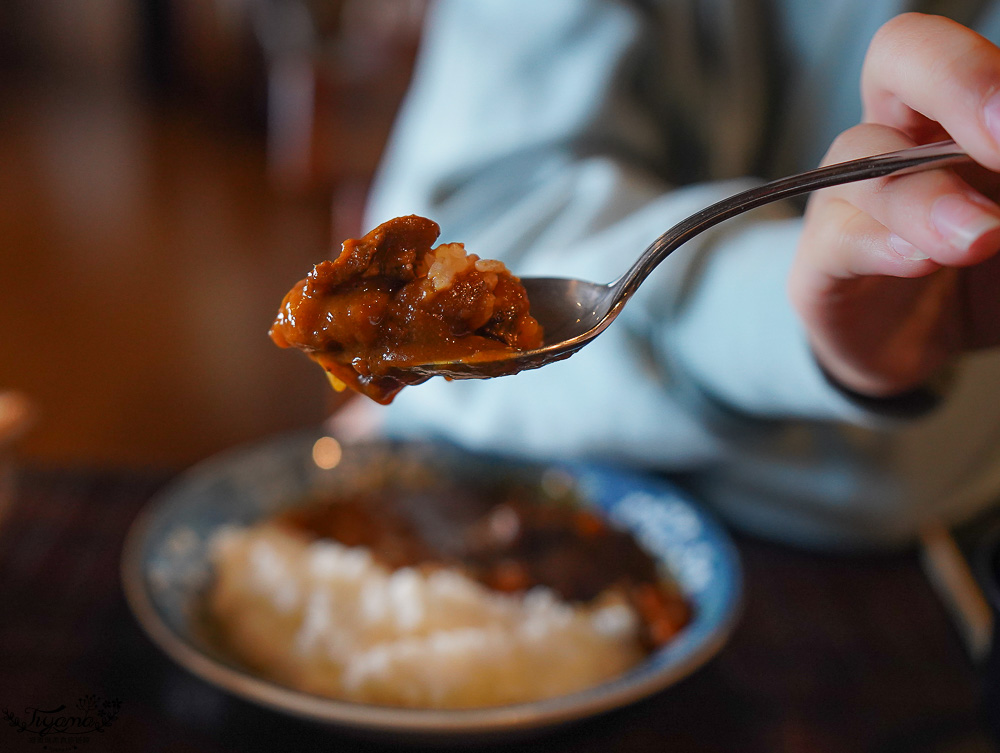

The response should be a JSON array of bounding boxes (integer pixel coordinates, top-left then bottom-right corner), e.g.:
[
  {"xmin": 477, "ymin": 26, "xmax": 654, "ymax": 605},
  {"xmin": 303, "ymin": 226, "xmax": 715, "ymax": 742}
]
[{"xmin": 121, "ymin": 431, "xmax": 743, "ymax": 737}]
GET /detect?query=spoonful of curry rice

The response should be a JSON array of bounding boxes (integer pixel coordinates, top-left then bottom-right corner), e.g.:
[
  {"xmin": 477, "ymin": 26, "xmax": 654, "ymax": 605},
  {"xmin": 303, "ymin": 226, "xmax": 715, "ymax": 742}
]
[{"xmin": 269, "ymin": 215, "xmax": 544, "ymax": 404}]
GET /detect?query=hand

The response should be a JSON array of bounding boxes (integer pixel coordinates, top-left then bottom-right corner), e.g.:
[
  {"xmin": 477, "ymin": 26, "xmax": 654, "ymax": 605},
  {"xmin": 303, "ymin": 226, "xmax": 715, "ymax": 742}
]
[
  {"xmin": 323, "ymin": 395, "xmax": 385, "ymax": 441},
  {"xmin": 790, "ymin": 13, "xmax": 1000, "ymax": 398}
]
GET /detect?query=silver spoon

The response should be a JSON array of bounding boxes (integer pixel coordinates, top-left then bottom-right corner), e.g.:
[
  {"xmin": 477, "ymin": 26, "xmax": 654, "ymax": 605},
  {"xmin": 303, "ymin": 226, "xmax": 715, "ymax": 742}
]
[{"xmin": 405, "ymin": 139, "xmax": 971, "ymax": 380}]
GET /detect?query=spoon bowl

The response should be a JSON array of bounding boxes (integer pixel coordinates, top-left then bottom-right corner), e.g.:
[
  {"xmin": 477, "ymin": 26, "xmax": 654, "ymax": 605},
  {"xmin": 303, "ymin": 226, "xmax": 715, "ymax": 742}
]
[{"xmin": 403, "ymin": 140, "xmax": 970, "ymax": 380}]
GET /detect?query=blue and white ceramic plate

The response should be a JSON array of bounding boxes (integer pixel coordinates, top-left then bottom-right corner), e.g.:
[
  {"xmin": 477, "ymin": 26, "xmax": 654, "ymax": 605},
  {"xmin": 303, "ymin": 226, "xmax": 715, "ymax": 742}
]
[{"xmin": 121, "ymin": 432, "xmax": 742, "ymax": 739}]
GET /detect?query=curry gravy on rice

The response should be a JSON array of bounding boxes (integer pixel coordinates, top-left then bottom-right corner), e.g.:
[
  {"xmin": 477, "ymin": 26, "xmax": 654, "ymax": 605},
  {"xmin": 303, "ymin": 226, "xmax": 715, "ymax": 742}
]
[
  {"xmin": 207, "ymin": 480, "xmax": 691, "ymax": 707},
  {"xmin": 270, "ymin": 216, "xmax": 543, "ymax": 404}
]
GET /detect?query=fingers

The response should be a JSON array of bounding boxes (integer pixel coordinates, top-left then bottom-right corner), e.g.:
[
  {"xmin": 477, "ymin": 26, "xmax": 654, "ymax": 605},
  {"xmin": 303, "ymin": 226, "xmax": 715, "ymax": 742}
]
[
  {"xmin": 324, "ymin": 396, "xmax": 385, "ymax": 441},
  {"xmin": 791, "ymin": 13, "xmax": 1000, "ymax": 395},
  {"xmin": 823, "ymin": 124, "xmax": 1000, "ymax": 267},
  {"xmin": 797, "ymin": 196, "xmax": 932, "ymax": 282},
  {"xmin": 804, "ymin": 123, "xmax": 1000, "ymax": 277},
  {"xmin": 862, "ymin": 13, "xmax": 1000, "ymax": 170}
]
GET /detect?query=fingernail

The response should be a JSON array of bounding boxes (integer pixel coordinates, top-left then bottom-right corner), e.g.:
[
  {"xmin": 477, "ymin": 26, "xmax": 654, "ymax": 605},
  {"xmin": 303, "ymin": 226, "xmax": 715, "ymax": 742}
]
[
  {"xmin": 984, "ymin": 89, "xmax": 1000, "ymax": 147},
  {"xmin": 888, "ymin": 234, "xmax": 929, "ymax": 261},
  {"xmin": 930, "ymin": 194, "xmax": 1000, "ymax": 252}
]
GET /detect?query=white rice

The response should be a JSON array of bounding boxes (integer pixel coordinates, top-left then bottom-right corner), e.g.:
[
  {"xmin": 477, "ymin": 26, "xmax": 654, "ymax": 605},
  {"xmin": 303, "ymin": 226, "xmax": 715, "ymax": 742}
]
[
  {"xmin": 208, "ymin": 523, "xmax": 645, "ymax": 708},
  {"xmin": 423, "ymin": 242, "xmax": 510, "ymax": 294}
]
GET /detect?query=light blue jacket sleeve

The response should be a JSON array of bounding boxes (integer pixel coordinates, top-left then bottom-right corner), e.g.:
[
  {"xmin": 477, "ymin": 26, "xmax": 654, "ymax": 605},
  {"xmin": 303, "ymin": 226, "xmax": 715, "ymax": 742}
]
[
  {"xmin": 360, "ymin": 0, "xmax": 1000, "ymax": 547},
  {"xmin": 367, "ymin": 1, "xmax": 878, "ymax": 436}
]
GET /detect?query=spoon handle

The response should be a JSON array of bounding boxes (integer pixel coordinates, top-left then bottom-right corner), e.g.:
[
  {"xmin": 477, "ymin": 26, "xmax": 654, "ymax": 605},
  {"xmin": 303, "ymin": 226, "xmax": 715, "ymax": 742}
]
[{"xmin": 617, "ymin": 139, "xmax": 971, "ymax": 296}]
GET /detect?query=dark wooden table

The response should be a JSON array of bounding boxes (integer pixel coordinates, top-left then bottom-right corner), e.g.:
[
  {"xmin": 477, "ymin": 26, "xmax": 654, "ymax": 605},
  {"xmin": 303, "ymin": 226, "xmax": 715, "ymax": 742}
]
[{"xmin": 0, "ymin": 468, "xmax": 995, "ymax": 753}]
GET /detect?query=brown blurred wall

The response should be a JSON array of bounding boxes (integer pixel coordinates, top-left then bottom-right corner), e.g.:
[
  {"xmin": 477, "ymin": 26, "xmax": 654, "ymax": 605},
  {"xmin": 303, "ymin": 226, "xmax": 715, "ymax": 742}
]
[{"xmin": 0, "ymin": 0, "xmax": 425, "ymax": 468}]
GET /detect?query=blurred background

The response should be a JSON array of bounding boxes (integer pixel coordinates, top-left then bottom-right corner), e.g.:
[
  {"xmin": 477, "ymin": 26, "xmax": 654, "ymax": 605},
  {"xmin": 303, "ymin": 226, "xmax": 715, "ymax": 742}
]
[{"xmin": 0, "ymin": 0, "xmax": 428, "ymax": 468}]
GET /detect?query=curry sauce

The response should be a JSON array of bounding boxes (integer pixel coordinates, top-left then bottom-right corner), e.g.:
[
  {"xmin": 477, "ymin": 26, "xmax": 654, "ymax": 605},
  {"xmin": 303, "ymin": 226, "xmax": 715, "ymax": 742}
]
[
  {"xmin": 270, "ymin": 216, "xmax": 543, "ymax": 403},
  {"xmin": 276, "ymin": 484, "xmax": 691, "ymax": 650}
]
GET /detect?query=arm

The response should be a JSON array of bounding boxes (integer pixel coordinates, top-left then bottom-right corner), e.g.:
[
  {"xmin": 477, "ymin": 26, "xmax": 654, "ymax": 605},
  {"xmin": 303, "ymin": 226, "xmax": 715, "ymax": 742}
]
[
  {"xmin": 365, "ymin": 0, "xmax": 876, "ymax": 446},
  {"xmin": 347, "ymin": 2, "xmax": 1000, "ymax": 547}
]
